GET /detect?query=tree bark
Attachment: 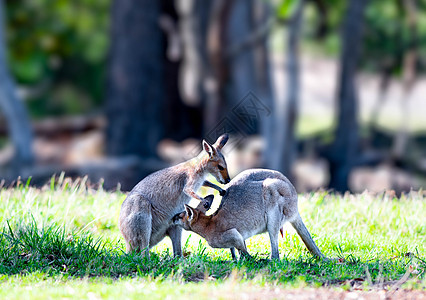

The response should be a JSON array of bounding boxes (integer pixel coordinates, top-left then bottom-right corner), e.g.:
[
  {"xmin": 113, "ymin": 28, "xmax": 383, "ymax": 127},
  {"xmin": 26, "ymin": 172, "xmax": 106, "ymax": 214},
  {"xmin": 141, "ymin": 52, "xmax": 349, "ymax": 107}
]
[
  {"xmin": 175, "ymin": 0, "xmax": 205, "ymax": 107},
  {"xmin": 159, "ymin": 0, "xmax": 203, "ymax": 141},
  {"xmin": 253, "ymin": 0, "xmax": 275, "ymax": 167},
  {"xmin": 204, "ymin": 0, "xmax": 233, "ymax": 134},
  {"xmin": 226, "ymin": 0, "xmax": 258, "ymax": 134},
  {"xmin": 0, "ymin": 0, "xmax": 34, "ymax": 171},
  {"xmin": 106, "ymin": 0, "xmax": 165, "ymax": 157},
  {"xmin": 267, "ymin": 0, "xmax": 304, "ymax": 179},
  {"xmin": 328, "ymin": 0, "xmax": 369, "ymax": 192},
  {"xmin": 392, "ymin": 0, "xmax": 417, "ymax": 159}
]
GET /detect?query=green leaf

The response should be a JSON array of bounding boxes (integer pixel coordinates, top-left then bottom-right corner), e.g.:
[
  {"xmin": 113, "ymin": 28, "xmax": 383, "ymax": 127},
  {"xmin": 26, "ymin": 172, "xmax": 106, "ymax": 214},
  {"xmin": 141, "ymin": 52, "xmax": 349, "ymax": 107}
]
[{"xmin": 277, "ymin": 0, "xmax": 298, "ymax": 19}]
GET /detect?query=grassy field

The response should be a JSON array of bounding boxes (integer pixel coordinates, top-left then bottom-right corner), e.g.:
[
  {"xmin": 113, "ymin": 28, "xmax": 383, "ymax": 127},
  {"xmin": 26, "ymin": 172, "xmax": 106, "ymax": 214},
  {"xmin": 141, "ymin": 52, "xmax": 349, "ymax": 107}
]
[{"xmin": 0, "ymin": 176, "xmax": 425, "ymax": 299}]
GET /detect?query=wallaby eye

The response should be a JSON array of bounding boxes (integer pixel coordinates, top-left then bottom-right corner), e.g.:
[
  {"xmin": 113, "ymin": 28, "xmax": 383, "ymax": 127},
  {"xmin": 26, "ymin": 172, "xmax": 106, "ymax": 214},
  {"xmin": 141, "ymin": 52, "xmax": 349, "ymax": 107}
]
[{"xmin": 218, "ymin": 165, "xmax": 224, "ymax": 171}]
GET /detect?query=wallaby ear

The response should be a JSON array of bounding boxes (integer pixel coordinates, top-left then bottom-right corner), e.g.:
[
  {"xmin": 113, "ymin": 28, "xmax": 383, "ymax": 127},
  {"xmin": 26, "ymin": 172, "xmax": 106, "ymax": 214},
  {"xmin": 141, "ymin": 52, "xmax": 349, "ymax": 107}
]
[
  {"xmin": 184, "ymin": 204, "xmax": 195, "ymax": 222},
  {"xmin": 213, "ymin": 133, "xmax": 229, "ymax": 150},
  {"xmin": 203, "ymin": 194, "xmax": 214, "ymax": 210},
  {"xmin": 202, "ymin": 140, "xmax": 216, "ymax": 157}
]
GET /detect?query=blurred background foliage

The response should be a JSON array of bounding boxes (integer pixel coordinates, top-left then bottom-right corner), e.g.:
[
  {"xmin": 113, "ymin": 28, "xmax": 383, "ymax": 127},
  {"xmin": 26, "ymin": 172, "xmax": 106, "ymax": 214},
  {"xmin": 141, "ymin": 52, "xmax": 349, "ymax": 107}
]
[
  {"xmin": 5, "ymin": 0, "xmax": 426, "ymax": 116},
  {"xmin": 1, "ymin": 0, "xmax": 426, "ymax": 192},
  {"xmin": 362, "ymin": 0, "xmax": 426, "ymax": 75},
  {"xmin": 5, "ymin": 0, "xmax": 110, "ymax": 117}
]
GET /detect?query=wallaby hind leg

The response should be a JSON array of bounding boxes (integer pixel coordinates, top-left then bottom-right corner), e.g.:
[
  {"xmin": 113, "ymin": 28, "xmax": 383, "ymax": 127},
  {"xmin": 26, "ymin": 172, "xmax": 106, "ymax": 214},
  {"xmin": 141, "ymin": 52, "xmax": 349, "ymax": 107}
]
[
  {"xmin": 239, "ymin": 249, "xmax": 252, "ymax": 260},
  {"xmin": 228, "ymin": 247, "xmax": 252, "ymax": 261},
  {"xmin": 120, "ymin": 213, "xmax": 152, "ymax": 256},
  {"xmin": 238, "ymin": 241, "xmax": 253, "ymax": 260},
  {"xmin": 166, "ymin": 225, "xmax": 183, "ymax": 257},
  {"xmin": 267, "ymin": 231, "xmax": 280, "ymax": 260},
  {"xmin": 290, "ymin": 214, "xmax": 324, "ymax": 258},
  {"xmin": 119, "ymin": 196, "xmax": 152, "ymax": 256},
  {"xmin": 266, "ymin": 213, "xmax": 281, "ymax": 260},
  {"xmin": 128, "ymin": 213, "xmax": 152, "ymax": 255},
  {"xmin": 230, "ymin": 248, "xmax": 237, "ymax": 261}
]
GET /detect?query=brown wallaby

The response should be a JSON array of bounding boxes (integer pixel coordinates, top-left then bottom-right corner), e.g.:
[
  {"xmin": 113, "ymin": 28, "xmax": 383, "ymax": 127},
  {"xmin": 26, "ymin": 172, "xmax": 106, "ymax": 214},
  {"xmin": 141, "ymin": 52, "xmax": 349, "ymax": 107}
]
[
  {"xmin": 173, "ymin": 168, "xmax": 325, "ymax": 260},
  {"xmin": 119, "ymin": 134, "xmax": 230, "ymax": 257}
]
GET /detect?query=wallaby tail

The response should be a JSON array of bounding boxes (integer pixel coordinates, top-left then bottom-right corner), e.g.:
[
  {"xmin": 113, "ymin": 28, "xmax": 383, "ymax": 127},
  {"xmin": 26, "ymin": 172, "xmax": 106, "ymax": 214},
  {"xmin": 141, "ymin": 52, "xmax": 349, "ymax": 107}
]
[{"xmin": 290, "ymin": 214, "xmax": 324, "ymax": 258}]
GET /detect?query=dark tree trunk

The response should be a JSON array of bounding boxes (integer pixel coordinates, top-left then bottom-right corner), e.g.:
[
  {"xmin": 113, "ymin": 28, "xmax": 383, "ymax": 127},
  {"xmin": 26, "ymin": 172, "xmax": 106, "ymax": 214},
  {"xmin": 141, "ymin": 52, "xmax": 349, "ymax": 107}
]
[
  {"xmin": 253, "ymin": 0, "xmax": 274, "ymax": 167},
  {"xmin": 106, "ymin": 0, "xmax": 165, "ymax": 157},
  {"xmin": 204, "ymin": 0, "xmax": 234, "ymax": 135},
  {"xmin": 252, "ymin": 0, "xmax": 273, "ymax": 100},
  {"xmin": 0, "ymin": 0, "xmax": 33, "ymax": 171},
  {"xmin": 328, "ymin": 0, "xmax": 369, "ymax": 192},
  {"xmin": 226, "ymin": 0, "xmax": 258, "ymax": 134},
  {"xmin": 160, "ymin": 0, "xmax": 203, "ymax": 141}
]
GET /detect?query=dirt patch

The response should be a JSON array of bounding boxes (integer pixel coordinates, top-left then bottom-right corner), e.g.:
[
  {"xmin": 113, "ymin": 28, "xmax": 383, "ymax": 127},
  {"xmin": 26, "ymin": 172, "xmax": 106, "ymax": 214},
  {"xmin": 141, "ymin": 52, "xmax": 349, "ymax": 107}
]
[{"xmin": 212, "ymin": 288, "xmax": 426, "ymax": 300}]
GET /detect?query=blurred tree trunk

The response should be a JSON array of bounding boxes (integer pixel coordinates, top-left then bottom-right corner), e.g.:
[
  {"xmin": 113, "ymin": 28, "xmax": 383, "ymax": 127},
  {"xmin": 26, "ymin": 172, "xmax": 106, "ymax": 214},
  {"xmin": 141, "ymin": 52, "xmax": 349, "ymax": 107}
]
[
  {"xmin": 175, "ymin": 0, "xmax": 206, "ymax": 107},
  {"xmin": 204, "ymin": 0, "xmax": 233, "ymax": 134},
  {"xmin": 267, "ymin": 0, "xmax": 304, "ymax": 179},
  {"xmin": 252, "ymin": 1, "xmax": 273, "ymax": 100},
  {"xmin": 328, "ymin": 0, "xmax": 369, "ymax": 192},
  {"xmin": 160, "ymin": 0, "xmax": 203, "ymax": 141},
  {"xmin": 310, "ymin": 0, "xmax": 328, "ymax": 39},
  {"xmin": 226, "ymin": 0, "xmax": 257, "ymax": 134},
  {"xmin": 204, "ymin": 0, "xmax": 275, "ymax": 139},
  {"xmin": 392, "ymin": 0, "xmax": 417, "ymax": 159},
  {"xmin": 368, "ymin": 61, "xmax": 392, "ymax": 132},
  {"xmin": 106, "ymin": 0, "xmax": 164, "ymax": 157},
  {"xmin": 253, "ymin": 0, "xmax": 274, "ymax": 167},
  {"xmin": 0, "ymin": 0, "xmax": 33, "ymax": 171}
]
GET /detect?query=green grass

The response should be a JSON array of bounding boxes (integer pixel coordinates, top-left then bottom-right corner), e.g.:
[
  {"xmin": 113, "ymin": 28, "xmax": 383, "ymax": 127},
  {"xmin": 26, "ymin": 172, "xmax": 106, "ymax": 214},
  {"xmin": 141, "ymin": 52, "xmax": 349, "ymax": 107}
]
[{"xmin": 0, "ymin": 176, "xmax": 425, "ymax": 298}]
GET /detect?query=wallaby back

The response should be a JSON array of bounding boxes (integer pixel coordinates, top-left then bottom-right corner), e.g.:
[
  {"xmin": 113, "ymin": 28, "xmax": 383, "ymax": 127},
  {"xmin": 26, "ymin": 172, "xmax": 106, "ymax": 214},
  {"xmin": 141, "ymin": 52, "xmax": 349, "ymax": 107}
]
[{"xmin": 177, "ymin": 168, "xmax": 325, "ymax": 259}]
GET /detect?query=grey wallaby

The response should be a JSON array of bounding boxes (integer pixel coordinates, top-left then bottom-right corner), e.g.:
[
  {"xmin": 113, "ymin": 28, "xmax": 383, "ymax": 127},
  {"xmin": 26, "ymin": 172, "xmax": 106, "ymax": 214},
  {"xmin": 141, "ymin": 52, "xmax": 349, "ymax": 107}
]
[
  {"xmin": 173, "ymin": 168, "xmax": 325, "ymax": 260},
  {"xmin": 119, "ymin": 134, "xmax": 230, "ymax": 257}
]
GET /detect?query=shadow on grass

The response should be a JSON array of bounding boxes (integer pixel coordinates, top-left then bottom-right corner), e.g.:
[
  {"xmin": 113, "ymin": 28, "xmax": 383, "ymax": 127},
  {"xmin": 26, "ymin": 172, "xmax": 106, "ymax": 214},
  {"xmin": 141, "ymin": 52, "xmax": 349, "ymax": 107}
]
[{"xmin": 0, "ymin": 221, "xmax": 423, "ymax": 287}]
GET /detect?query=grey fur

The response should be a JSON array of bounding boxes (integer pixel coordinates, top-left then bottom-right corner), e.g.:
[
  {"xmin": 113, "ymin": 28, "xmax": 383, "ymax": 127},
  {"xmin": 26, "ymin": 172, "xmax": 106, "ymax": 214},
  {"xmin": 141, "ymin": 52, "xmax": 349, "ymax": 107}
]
[
  {"xmin": 119, "ymin": 135, "xmax": 230, "ymax": 256},
  {"xmin": 174, "ymin": 168, "xmax": 325, "ymax": 260}
]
